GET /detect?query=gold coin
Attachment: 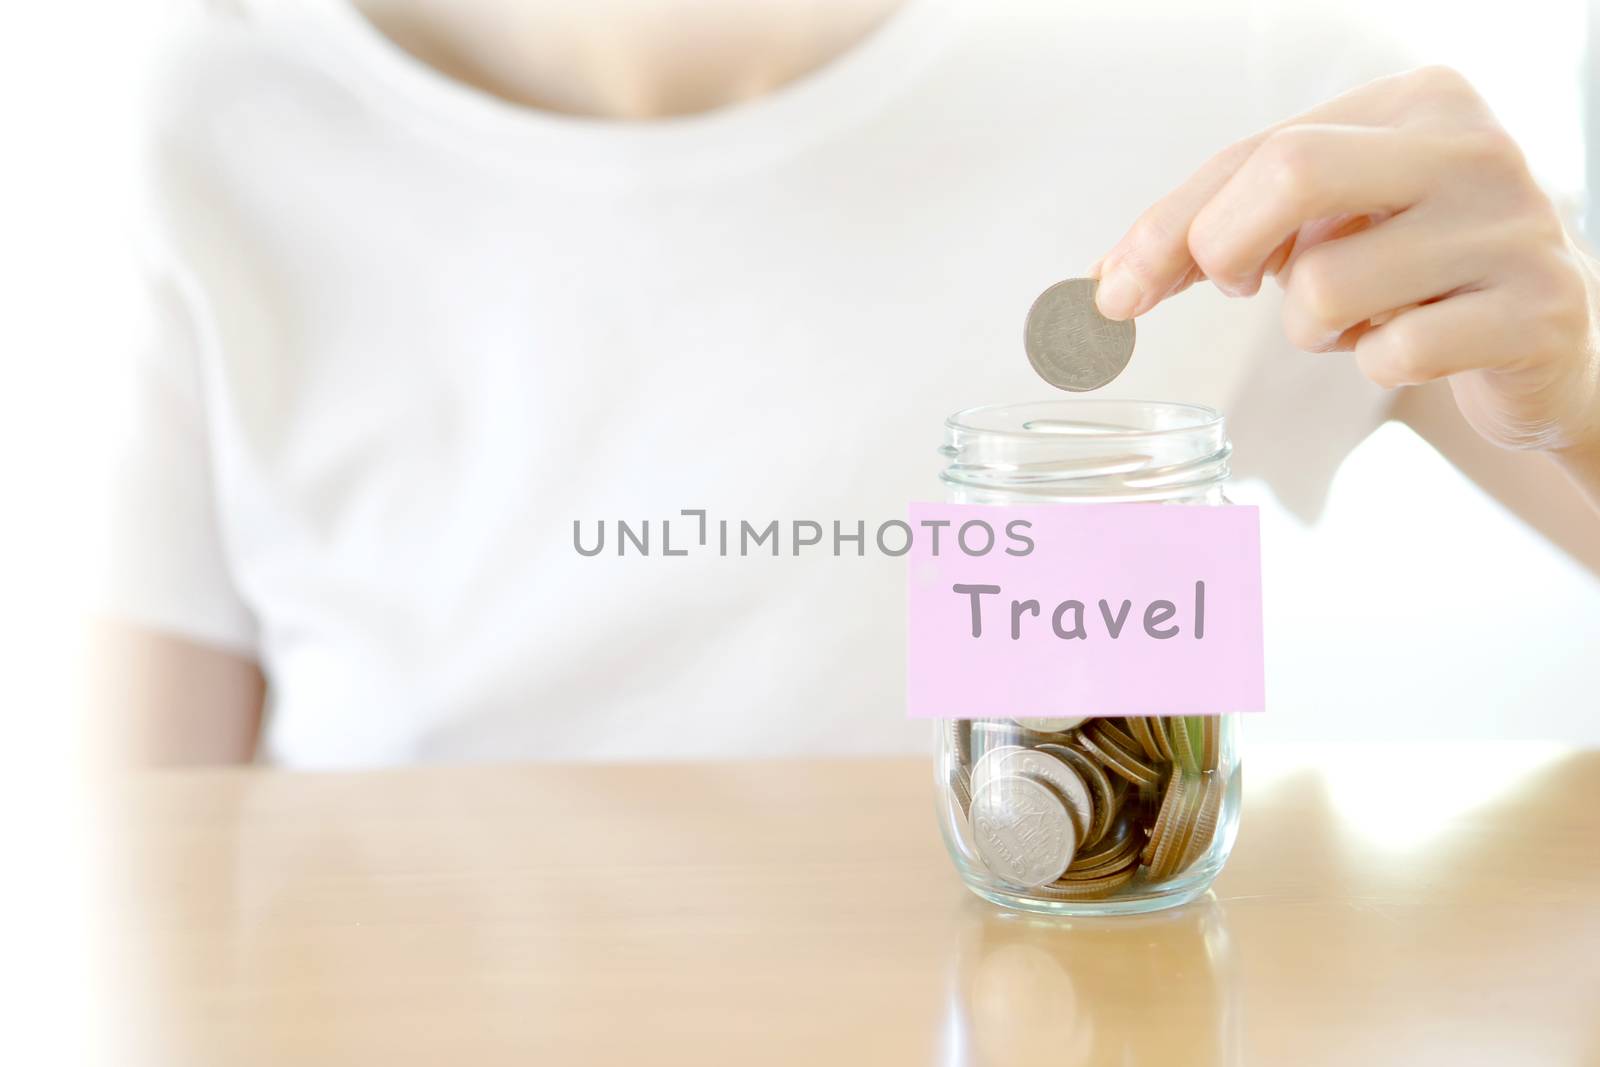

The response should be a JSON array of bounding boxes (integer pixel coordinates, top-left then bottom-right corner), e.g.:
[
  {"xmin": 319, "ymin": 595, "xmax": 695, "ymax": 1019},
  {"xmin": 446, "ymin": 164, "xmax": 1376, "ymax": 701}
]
[
  {"xmin": 1058, "ymin": 854, "xmax": 1139, "ymax": 883},
  {"xmin": 1141, "ymin": 769, "xmax": 1189, "ymax": 868},
  {"xmin": 1150, "ymin": 770, "xmax": 1207, "ymax": 880},
  {"xmin": 1198, "ymin": 716, "xmax": 1220, "ymax": 772},
  {"xmin": 1035, "ymin": 864, "xmax": 1139, "ymax": 900},
  {"xmin": 1079, "ymin": 721, "xmax": 1164, "ymax": 788},
  {"xmin": 948, "ymin": 719, "xmax": 972, "ymax": 770},
  {"xmin": 1127, "ymin": 716, "xmax": 1165, "ymax": 763},
  {"xmin": 1063, "ymin": 811, "xmax": 1134, "ymax": 869},
  {"xmin": 1176, "ymin": 771, "xmax": 1226, "ymax": 874},
  {"xmin": 1135, "ymin": 781, "xmax": 1161, "ymax": 815},
  {"xmin": 1167, "ymin": 772, "xmax": 1215, "ymax": 879},
  {"xmin": 1060, "ymin": 828, "xmax": 1142, "ymax": 880},
  {"xmin": 1148, "ymin": 716, "xmax": 1175, "ymax": 762},
  {"xmin": 950, "ymin": 766, "xmax": 973, "ymax": 817},
  {"xmin": 1167, "ymin": 715, "xmax": 1200, "ymax": 775},
  {"xmin": 1107, "ymin": 775, "xmax": 1130, "ymax": 822},
  {"xmin": 1095, "ymin": 718, "xmax": 1141, "ymax": 754}
]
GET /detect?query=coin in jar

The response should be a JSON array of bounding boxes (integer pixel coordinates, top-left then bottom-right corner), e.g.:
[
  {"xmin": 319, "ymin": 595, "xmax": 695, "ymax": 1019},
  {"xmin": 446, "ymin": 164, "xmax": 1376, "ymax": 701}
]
[
  {"xmin": 946, "ymin": 718, "xmax": 973, "ymax": 770},
  {"xmin": 1079, "ymin": 721, "xmax": 1164, "ymax": 788},
  {"xmin": 1035, "ymin": 863, "xmax": 1139, "ymax": 900},
  {"xmin": 1177, "ymin": 770, "xmax": 1227, "ymax": 873},
  {"xmin": 1037, "ymin": 743, "xmax": 1116, "ymax": 846},
  {"xmin": 969, "ymin": 744, "xmax": 1027, "ymax": 796},
  {"xmin": 987, "ymin": 748, "xmax": 1094, "ymax": 846},
  {"xmin": 969, "ymin": 774, "xmax": 1078, "ymax": 888},
  {"xmin": 1148, "ymin": 770, "xmax": 1208, "ymax": 880},
  {"xmin": 1010, "ymin": 717, "xmax": 1086, "ymax": 734}
]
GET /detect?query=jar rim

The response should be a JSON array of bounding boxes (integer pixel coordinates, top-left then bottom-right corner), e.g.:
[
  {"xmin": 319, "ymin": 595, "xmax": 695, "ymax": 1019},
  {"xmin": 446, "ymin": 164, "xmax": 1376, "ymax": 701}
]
[
  {"xmin": 945, "ymin": 399, "xmax": 1225, "ymax": 443},
  {"xmin": 941, "ymin": 399, "xmax": 1231, "ymax": 501}
]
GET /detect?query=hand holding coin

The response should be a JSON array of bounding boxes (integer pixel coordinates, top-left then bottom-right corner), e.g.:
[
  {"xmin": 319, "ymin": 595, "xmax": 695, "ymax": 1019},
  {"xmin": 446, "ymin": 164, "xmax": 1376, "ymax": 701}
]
[{"xmin": 1084, "ymin": 66, "xmax": 1600, "ymax": 502}]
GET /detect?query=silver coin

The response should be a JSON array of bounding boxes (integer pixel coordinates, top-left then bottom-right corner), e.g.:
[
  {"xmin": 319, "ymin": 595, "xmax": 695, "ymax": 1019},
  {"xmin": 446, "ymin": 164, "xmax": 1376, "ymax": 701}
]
[
  {"xmin": 972, "ymin": 720, "xmax": 1035, "ymax": 758},
  {"xmin": 988, "ymin": 748, "xmax": 1094, "ymax": 845},
  {"xmin": 1037, "ymin": 743, "xmax": 1116, "ymax": 846},
  {"xmin": 1023, "ymin": 278, "xmax": 1135, "ymax": 391},
  {"xmin": 1011, "ymin": 717, "xmax": 1086, "ymax": 734},
  {"xmin": 969, "ymin": 774, "xmax": 1077, "ymax": 888},
  {"xmin": 970, "ymin": 744, "xmax": 1027, "ymax": 797}
]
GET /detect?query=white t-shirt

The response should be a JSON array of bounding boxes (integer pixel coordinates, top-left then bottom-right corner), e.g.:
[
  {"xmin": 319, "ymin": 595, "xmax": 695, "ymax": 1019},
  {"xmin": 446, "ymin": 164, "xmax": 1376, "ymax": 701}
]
[{"xmin": 110, "ymin": 0, "xmax": 1405, "ymax": 767}]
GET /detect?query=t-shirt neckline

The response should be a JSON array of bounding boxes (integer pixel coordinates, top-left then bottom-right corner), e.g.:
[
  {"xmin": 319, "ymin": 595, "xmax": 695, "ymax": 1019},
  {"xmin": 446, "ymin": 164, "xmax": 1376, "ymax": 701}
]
[{"xmin": 290, "ymin": 0, "xmax": 958, "ymax": 182}]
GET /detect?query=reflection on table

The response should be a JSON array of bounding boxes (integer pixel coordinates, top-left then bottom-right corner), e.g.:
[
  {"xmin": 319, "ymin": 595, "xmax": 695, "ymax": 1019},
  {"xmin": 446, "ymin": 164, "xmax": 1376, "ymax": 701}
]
[
  {"xmin": 945, "ymin": 895, "xmax": 1234, "ymax": 1066},
  {"xmin": 104, "ymin": 744, "xmax": 1600, "ymax": 1066}
]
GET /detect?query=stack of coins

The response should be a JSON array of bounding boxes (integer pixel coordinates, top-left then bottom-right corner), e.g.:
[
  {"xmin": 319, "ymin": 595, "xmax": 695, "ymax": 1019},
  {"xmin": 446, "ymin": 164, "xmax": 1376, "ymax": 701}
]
[{"xmin": 949, "ymin": 716, "xmax": 1228, "ymax": 898}]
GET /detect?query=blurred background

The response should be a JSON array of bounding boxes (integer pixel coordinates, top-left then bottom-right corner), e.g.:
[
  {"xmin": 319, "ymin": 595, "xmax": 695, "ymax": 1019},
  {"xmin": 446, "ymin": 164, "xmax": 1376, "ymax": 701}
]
[
  {"xmin": 2, "ymin": 2, "xmax": 1598, "ymax": 1059},
  {"xmin": 11, "ymin": 0, "xmax": 1594, "ymax": 751}
]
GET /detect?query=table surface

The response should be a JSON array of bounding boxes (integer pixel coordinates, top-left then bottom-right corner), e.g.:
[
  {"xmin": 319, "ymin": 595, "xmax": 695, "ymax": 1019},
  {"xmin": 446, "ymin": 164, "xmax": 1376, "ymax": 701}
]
[{"xmin": 108, "ymin": 742, "xmax": 1600, "ymax": 1066}]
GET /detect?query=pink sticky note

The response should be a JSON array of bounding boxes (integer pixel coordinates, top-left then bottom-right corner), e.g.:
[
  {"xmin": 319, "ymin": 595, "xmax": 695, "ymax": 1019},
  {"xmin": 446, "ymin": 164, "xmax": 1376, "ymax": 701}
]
[{"xmin": 906, "ymin": 503, "xmax": 1263, "ymax": 718}]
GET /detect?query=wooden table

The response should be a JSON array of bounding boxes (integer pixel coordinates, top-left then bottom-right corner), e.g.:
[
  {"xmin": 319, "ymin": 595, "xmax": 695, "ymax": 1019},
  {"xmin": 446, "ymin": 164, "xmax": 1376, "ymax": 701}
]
[{"xmin": 108, "ymin": 743, "xmax": 1600, "ymax": 1066}]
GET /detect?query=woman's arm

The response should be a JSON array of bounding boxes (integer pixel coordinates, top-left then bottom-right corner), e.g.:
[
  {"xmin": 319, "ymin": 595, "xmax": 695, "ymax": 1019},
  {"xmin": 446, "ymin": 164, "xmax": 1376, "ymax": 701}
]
[
  {"xmin": 1552, "ymin": 431, "xmax": 1600, "ymax": 513},
  {"xmin": 1392, "ymin": 382, "xmax": 1600, "ymax": 577},
  {"xmin": 1092, "ymin": 66, "xmax": 1600, "ymax": 520},
  {"xmin": 92, "ymin": 621, "xmax": 265, "ymax": 765}
]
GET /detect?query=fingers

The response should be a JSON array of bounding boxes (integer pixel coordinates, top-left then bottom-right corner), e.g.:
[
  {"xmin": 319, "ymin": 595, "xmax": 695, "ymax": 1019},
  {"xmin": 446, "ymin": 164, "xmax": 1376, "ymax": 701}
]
[
  {"xmin": 1092, "ymin": 138, "xmax": 1263, "ymax": 320},
  {"xmin": 1096, "ymin": 125, "xmax": 1436, "ymax": 320},
  {"xmin": 1352, "ymin": 290, "xmax": 1525, "ymax": 388},
  {"xmin": 1092, "ymin": 66, "xmax": 1486, "ymax": 322},
  {"xmin": 1083, "ymin": 66, "xmax": 1597, "ymax": 452},
  {"xmin": 1190, "ymin": 125, "xmax": 1442, "ymax": 299},
  {"xmin": 1277, "ymin": 205, "xmax": 1491, "ymax": 352}
]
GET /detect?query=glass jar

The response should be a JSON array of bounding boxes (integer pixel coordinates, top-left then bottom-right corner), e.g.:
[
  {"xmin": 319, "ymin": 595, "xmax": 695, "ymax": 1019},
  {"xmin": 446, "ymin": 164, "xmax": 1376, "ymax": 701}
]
[{"xmin": 934, "ymin": 399, "xmax": 1242, "ymax": 915}]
